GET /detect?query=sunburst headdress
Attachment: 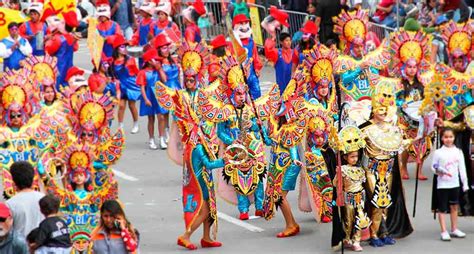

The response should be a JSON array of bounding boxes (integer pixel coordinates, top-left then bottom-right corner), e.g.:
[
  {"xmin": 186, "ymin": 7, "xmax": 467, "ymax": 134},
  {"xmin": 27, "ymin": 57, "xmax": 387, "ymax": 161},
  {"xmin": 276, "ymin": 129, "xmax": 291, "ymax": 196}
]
[
  {"xmin": 390, "ymin": 29, "xmax": 431, "ymax": 77},
  {"xmin": 178, "ymin": 39, "xmax": 210, "ymax": 83},
  {"xmin": 441, "ymin": 20, "xmax": 472, "ymax": 69},
  {"xmin": 332, "ymin": 8, "xmax": 368, "ymax": 54},
  {"xmin": 302, "ymin": 44, "xmax": 337, "ymax": 89},
  {"xmin": 65, "ymin": 144, "xmax": 94, "ymax": 188},
  {"xmin": 217, "ymin": 54, "xmax": 249, "ymax": 101}
]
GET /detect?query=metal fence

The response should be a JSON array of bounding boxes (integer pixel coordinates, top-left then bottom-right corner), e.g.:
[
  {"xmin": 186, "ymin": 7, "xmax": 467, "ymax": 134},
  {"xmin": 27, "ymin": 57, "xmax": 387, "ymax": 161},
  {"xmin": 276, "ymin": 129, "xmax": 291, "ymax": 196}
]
[{"xmin": 173, "ymin": 0, "xmax": 397, "ymax": 47}]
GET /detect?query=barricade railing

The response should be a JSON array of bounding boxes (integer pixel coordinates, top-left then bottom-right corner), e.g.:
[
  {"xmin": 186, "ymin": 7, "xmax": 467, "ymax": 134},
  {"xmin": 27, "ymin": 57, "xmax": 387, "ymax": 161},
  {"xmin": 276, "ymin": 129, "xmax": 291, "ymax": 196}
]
[{"xmin": 368, "ymin": 22, "xmax": 396, "ymax": 43}]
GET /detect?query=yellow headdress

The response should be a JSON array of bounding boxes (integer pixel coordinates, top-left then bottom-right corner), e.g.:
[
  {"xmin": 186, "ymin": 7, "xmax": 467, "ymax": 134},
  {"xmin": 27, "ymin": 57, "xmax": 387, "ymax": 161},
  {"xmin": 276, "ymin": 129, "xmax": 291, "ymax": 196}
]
[
  {"xmin": 390, "ymin": 29, "xmax": 431, "ymax": 73},
  {"xmin": 371, "ymin": 81, "xmax": 396, "ymax": 112},
  {"xmin": 338, "ymin": 125, "xmax": 366, "ymax": 154},
  {"xmin": 441, "ymin": 20, "xmax": 472, "ymax": 59},
  {"xmin": 23, "ymin": 55, "xmax": 59, "ymax": 84},
  {"xmin": 65, "ymin": 144, "xmax": 94, "ymax": 181},
  {"xmin": 178, "ymin": 39, "xmax": 210, "ymax": 79},
  {"xmin": 217, "ymin": 55, "xmax": 248, "ymax": 98},
  {"xmin": 303, "ymin": 44, "xmax": 337, "ymax": 87},
  {"xmin": 333, "ymin": 9, "xmax": 368, "ymax": 53}
]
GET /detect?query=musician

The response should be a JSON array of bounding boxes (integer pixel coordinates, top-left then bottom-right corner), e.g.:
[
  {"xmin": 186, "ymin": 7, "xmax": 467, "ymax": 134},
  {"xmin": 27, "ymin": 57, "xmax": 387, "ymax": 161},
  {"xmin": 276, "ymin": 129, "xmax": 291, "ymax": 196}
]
[
  {"xmin": 44, "ymin": 13, "xmax": 79, "ymax": 89},
  {"xmin": 96, "ymin": 0, "xmax": 124, "ymax": 58},
  {"xmin": 0, "ymin": 22, "xmax": 32, "ymax": 71},
  {"xmin": 19, "ymin": 2, "xmax": 47, "ymax": 56}
]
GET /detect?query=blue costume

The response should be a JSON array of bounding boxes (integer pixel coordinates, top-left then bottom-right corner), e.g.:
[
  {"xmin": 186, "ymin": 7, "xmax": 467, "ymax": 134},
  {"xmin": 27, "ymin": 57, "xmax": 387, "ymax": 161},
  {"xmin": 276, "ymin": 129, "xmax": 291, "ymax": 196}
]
[
  {"xmin": 97, "ymin": 22, "xmax": 119, "ymax": 58},
  {"xmin": 113, "ymin": 58, "xmax": 142, "ymax": 101},
  {"xmin": 341, "ymin": 66, "xmax": 379, "ymax": 100},
  {"xmin": 23, "ymin": 22, "xmax": 47, "ymax": 56},
  {"xmin": 242, "ymin": 38, "xmax": 261, "ymax": 99},
  {"xmin": 54, "ymin": 35, "xmax": 75, "ymax": 89},
  {"xmin": 217, "ymin": 106, "xmax": 272, "ymax": 213},
  {"xmin": 136, "ymin": 19, "xmax": 153, "ymax": 67},
  {"xmin": 274, "ymin": 49, "xmax": 293, "ymax": 94},
  {"xmin": 191, "ymin": 144, "xmax": 225, "ymax": 200},
  {"xmin": 0, "ymin": 37, "xmax": 30, "ymax": 71},
  {"xmin": 162, "ymin": 63, "xmax": 181, "ymax": 90},
  {"xmin": 138, "ymin": 69, "xmax": 164, "ymax": 116}
]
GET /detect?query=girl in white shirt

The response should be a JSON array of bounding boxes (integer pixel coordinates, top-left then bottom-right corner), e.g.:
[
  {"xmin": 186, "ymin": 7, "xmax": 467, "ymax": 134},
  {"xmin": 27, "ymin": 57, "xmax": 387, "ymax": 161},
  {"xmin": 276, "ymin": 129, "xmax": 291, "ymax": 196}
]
[{"xmin": 431, "ymin": 128, "xmax": 469, "ymax": 241}]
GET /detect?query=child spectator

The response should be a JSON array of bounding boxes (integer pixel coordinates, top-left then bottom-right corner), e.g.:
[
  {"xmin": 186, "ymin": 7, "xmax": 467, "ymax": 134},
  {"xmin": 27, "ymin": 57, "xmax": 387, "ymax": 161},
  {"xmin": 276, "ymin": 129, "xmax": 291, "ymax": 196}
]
[
  {"xmin": 5, "ymin": 161, "xmax": 44, "ymax": 238},
  {"xmin": 30, "ymin": 195, "xmax": 72, "ymax": 253},
  {"xmin": 431, "ymin": 128, "xmax": 469, "ymax": 241}
]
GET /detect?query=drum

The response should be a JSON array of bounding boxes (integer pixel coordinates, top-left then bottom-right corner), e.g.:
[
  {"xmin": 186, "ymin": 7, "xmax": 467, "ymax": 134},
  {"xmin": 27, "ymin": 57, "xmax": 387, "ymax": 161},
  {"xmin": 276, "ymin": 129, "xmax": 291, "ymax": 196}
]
[{"xmin": 126, "ymin": 46, "xmax": 144, "ymax": 58}]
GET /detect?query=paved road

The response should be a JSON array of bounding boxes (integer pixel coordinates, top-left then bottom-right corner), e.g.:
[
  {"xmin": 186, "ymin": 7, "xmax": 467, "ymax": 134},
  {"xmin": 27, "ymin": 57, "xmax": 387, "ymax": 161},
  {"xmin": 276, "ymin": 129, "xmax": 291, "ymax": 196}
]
[{"xmin": 2, "ymin": 41, "xmax": 474, "ymax": 253}]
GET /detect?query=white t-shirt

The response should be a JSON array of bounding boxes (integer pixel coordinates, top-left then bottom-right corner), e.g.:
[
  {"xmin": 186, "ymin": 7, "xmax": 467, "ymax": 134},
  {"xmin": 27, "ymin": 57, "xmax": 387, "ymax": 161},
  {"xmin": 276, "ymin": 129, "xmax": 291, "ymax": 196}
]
[
  {"xmin": 431, "ymin": 145, "xmax": 469, "ymax": 190},
  {"xmin": 6, "ymin": 191, "xmax": 45, "ymax": 238}
]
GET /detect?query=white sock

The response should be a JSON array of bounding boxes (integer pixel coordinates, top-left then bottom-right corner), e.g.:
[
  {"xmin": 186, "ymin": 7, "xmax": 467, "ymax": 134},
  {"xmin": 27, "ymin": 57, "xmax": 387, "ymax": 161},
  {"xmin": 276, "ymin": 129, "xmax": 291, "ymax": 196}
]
[{"xmin": 119, "ymin": 122, "xmax": 124, "ymax": 129}]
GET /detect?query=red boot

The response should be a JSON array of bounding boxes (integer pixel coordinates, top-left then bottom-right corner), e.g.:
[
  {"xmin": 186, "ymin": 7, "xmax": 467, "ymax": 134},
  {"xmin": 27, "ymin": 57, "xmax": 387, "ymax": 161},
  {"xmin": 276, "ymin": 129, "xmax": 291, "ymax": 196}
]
[
  {"xmin": 239, "ymin": 212, "xmax": 249, "ymax": 220},
  {"xmin": 201, "ymin": 239, "xmax": 222, "ymax": 248},
  {"xmin": 255, "ymin": 210, "xmax": 264, "ymax": 217}
]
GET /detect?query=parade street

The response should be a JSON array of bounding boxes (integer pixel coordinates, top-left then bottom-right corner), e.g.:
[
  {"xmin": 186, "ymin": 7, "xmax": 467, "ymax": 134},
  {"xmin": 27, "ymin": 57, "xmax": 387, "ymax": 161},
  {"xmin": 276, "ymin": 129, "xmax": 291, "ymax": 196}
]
[{"xmin": 73, "ymin": 41, "xmax": 474, "ymax": 254}]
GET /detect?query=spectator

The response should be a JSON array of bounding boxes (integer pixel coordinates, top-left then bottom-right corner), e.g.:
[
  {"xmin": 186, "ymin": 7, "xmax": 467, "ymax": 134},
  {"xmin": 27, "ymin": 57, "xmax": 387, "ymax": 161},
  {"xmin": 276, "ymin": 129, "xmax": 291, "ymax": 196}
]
[
  {"xmin": 315, "ymin": 0, "xmax": 342, "ymax": 45},
  {"xmin": 0, "ymin": 203, "xmax": 28, "ymax": 254},
  {"xmin": 373, "ymin": 0, "xmax": 399, "ymax": 27},
  {"xmin": 5, "ymin": 161, "xmax": 44, "ymax": 238},
  {"xmin": 91, "ymin": 200, "xmax": 139, "ymax": 254},
  {"xmin": 229, "ymin": 0, "xmax": 250, "ymax": 18},
  {"xmin": 110, "ymin": 0, "xmax": 135, "ymax": 40},
  {"xmin": 419, "ymin": 0, "xmax": 439, "ymax": 27},
  {"xmin": 29, "ymin": 195, "xmax": 72, "ymax": 254},
  {"xmin": 430, "ymin": 16, "xmax": 449, "ymax": 64},
  {"xmin": 282, "ymin": 0, "xmax": 308, "ymax": 13},
  {"xmin": 303, "ymin": 0, "xmax": 317, "ymax": 24},
  {"xmin": 0, "ymin": 22, "xmax": 32, "ymax": 71}
]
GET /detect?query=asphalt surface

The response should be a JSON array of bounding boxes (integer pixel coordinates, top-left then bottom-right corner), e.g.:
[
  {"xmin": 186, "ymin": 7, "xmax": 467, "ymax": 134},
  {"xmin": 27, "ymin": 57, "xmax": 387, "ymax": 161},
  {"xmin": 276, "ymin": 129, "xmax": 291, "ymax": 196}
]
[{"xmin": 1, "ymin": 41, "xmax": 473, "ymax": 253}]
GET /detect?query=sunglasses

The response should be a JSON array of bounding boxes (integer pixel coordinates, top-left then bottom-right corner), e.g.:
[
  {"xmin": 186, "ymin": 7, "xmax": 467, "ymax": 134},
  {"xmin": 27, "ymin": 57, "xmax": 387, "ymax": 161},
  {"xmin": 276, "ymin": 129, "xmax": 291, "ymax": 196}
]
[
  {"xmin": 0, "ymin": 217, "xmax": 7, "ymax": 222},
  {"xmin": 185, "ymin": 78, "xmax": 196, "ymax": 83},
  {"xmin": 10, "ymin": 113, "xmax": 21, "ymax": 119},
  {"xmin": 81, "ymin": 133, "xmax": 94, "ymax": 137}
]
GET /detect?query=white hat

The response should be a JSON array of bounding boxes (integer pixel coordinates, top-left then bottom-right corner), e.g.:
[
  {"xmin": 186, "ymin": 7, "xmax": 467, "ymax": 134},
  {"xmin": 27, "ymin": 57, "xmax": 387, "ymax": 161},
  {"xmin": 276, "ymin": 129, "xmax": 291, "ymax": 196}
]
[
  {"xmin": 139, "ymin": 2, "xmax": 157, "ymax": 16},
  {"xmin": 96, "ymin": 4, "xmax": 111, "ymax": 19},
  {"xmin": 28, "ymin": 2, "xmax": 43, "ymax": 14},
  {"xmin": 156, "ymin": 1, "xmax": 172, "ymax": 16}
]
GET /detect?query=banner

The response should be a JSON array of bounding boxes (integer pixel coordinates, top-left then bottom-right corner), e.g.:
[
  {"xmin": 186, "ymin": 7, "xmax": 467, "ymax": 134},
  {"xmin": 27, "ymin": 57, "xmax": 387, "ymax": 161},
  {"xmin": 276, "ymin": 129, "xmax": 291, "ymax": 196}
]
[
  {"xmin": 0, "ymin": 7, "xmax": 28, "ymax": 40},
  {"xmin": 87, "ymin": 18, "xmax": 104, "ymax": 70},
  {"xmin": 249, "ymin": 6, "xmax": 263, "ymax": 47}
]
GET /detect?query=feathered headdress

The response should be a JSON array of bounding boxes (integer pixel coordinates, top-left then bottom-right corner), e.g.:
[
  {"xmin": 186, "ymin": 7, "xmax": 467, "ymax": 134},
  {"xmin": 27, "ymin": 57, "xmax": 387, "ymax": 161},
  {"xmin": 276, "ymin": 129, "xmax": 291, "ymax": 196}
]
[
  {"xmin": 390, "ymin": 29, "xmax": 431, "ymax": 77},
  {"xmin": 332, "ymin": 9, "xmax": 368, "ymax": 54},
  {"xmin": 178, "ymin": 39, "xmax": 210, "ymax": 83},
  {"xmin": 217, "ymin": 54, "xmax": 249, "ymax": 100},
  {"xmin": 441, "ymin": 20, "xmax": 472, "ymax": 68},
  {"xmin": 303, "ymin": 44, "xmax": 337, "ymax": 89}
]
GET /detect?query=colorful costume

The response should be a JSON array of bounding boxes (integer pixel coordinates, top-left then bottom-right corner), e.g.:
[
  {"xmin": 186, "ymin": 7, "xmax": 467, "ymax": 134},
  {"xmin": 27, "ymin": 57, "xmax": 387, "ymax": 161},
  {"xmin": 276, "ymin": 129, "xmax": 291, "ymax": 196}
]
[
  {"xmin": 264, "ymin": 38, "xmax": 294, "ymax": 94},
  {"xmin": 442, "ymin": 20, "xmax": 472, "ymax": 73},
  {"xmin": 112, "ymin": 39, "xmax": 142, "ymax": 101},
  {"xmin": 332, "ymin": 126, "xmax": 371, "ymax": 250},
  {"xmin": 137, "ymin": 50, "xmax": 163, "ymax": 116},
  {"xmin": 359, "ymin": 83, "xmax": 413, "ymax": 244},
  {"xmin": 231, "ymin": 14, "xmax": 263, "ymax": 99},
  {"xmin": 96, "ymin": 3, "xmax": 123, "ymax": 58},
  {"xmin": 181, "ymin": 0, "xmax": 206, "ymax": 43},
  {"xmin": 0, "ymin": 35, "xmax": 32, "ymax": 71},
  {"xmin": 333, "ymin": 9, "xmax": 390, "ymax": 108},
  {"xmin": 19, "ymin": 2, "xmax": 47, "ymax": 56},
  {"xmin": 198, "ymin": 55, "xmax": 280, "ymax": 216}
]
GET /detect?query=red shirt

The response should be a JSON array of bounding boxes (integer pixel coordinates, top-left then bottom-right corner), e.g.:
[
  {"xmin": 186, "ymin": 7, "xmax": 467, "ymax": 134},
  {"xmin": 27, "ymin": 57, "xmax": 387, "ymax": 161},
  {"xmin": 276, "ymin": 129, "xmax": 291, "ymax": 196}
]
[{"xmin": 374, "ymin": 0, "xmax": 395, "ymax": 21}]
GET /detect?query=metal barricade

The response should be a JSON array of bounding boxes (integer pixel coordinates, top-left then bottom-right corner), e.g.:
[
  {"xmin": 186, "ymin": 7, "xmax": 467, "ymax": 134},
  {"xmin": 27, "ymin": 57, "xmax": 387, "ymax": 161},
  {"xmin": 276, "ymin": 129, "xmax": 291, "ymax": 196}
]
[
  {"xmin": 368, "ymin": 22, "xmax": 396, "ymax": 43},
  {"xmin": 284, "ymin": 9, "xmax": 309, "ymax": 41}
]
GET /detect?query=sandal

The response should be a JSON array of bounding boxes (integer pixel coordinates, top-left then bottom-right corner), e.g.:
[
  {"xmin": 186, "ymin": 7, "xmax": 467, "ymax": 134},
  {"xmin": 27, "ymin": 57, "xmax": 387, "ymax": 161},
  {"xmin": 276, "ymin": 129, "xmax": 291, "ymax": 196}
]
[{"xmin": 276, "ymin": 225, "xmax": 300, "ymax": 238}]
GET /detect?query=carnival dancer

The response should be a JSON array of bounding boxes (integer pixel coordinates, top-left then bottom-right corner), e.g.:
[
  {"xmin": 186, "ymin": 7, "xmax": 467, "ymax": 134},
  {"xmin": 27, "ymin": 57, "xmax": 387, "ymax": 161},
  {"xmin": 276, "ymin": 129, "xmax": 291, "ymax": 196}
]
[
  {"xmin": 442, "ymin": 20, "xmax": 472, "ymax": 74},
  {"xmin": 359, "ymin": 83, "xmax": 413, "ymax": 247},
  {"xmin": 197, "ymin": 55, "xmax": 280, "ymax": 220},
  {"xmin": 262, "ymin": 6, "xmax": 291, "ymax": 94},
  {"xmin": 137, "ymin": 48, "xmax": 165, "ymax": 150},
  {"xmin": 0, "ymin": 22, "xmax": 32, "ymax": 71},
  {"xmin": 155, "ymin": 33, "xmax": 181, "ymax": 145},
  {"xmin": 40, "ymin": 144, "xmax": 118, "ymax": 254},
  {"xmin": 43, "ymin": 12, "xmax": 79, "ymax": 89},
  {"xmin": 208, "ymin": 35, "xmax": 230, "ymax": 83},
  {"xmin": 40, "ymin": 78, "xmax": 58, "ymax": 107},
  {"xmin": 332, "ymin": 126, "xmax": 371, "ymax": 252},
  {"xmin": 19, "ymin": 2, "xmax": 47, "ymax": 56},
  {"xmin": 292, "ymin": 21, "xmax": 318, "ymax": 69},
  {"xmin": 264, "ymin": 32, "xmax": 294, "ymax": 94},
  {"xmin": 332, "ymin": 9, "xmax": 390, "ymax": 105},
  {"xmin": 96, "ymin": 0, "xmax": 123, "ymax": 58},
  {"xmin": 181, "ymin": 0, "xmax": 207, "ymax": 43},
  {"xmin": 389, "ymin": 28, "xmax": 433, "ymax": 181},
  {"xmin": 130, "ymin": 1, "xmax": 156, "ymax": 67},
  {"xmin": 152, "ymin": 0, "xmax": 181, "ymax": 39},
  {"xmin": 231, "ymin": 13, "xmax": 263, "ymax": 99},
  {"xmin": 263, "ymin": 82, "xmax": 307, "ymax": 237},
  {"xmin": 112, "ymin": 34, "xmax": 141, "ymax": 133},
  {"xmin": 88, "ymin": 55, "xmax": 120, "ymax": 99}
]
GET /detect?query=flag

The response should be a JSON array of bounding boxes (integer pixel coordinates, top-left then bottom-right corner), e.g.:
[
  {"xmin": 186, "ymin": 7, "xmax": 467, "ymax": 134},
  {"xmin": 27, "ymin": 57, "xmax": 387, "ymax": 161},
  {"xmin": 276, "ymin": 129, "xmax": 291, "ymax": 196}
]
[
  {"xmin": 0, "ymin": 7, "xmax": 29, "ymax": 40},
  {"xmin": 87, "ymin": 18, "xmax": 104, "ymax": 70}
]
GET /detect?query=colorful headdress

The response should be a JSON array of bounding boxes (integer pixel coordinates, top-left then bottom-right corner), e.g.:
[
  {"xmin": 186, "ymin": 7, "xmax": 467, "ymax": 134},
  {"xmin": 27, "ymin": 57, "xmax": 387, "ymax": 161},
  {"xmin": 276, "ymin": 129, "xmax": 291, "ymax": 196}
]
[
  {"xmin": 217, "ymin": 55, "xmax": 249, "ymax": 100},
  {"xmin": 390, "ymin": 29, "xmax": 431, "ymax": 76},
  {"xmin": 306, "ymin": 104, "xmax": 331, "ymax": 145},
  {"xmin": 441, "ymin": 21, "xmax": 472, "ymax": 68},
  {"xmin": 333, "ymin": 9, "xmax": 368, "ymax": 53},
  {"xmin": 0, "ymin": 68, "xmax": 40, "ymax": 125},
  {"xmin": 178, "ymin": 40, "xmax": 210, "ymax": 80},
  {"xmin": 23, "ymin": 55, "xmax": 59, "ymax": 84},
  {"xmin": 64, "ymin": 144, "xmax": 94, "ymax": 183},
  {"xmin": 338, "ymin": 125, "xmax": 365, "ymax": 154},
  {"xmin": 371, "ymin": 81, "xmax": 396, "ymax": 112},
  {"xmin": 63, "ymin": 90, "xmax": 115, "ymax": 142},
  {"xmin": 303, "ymin": 45, "xmax": 337, "ymax": 88}
]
